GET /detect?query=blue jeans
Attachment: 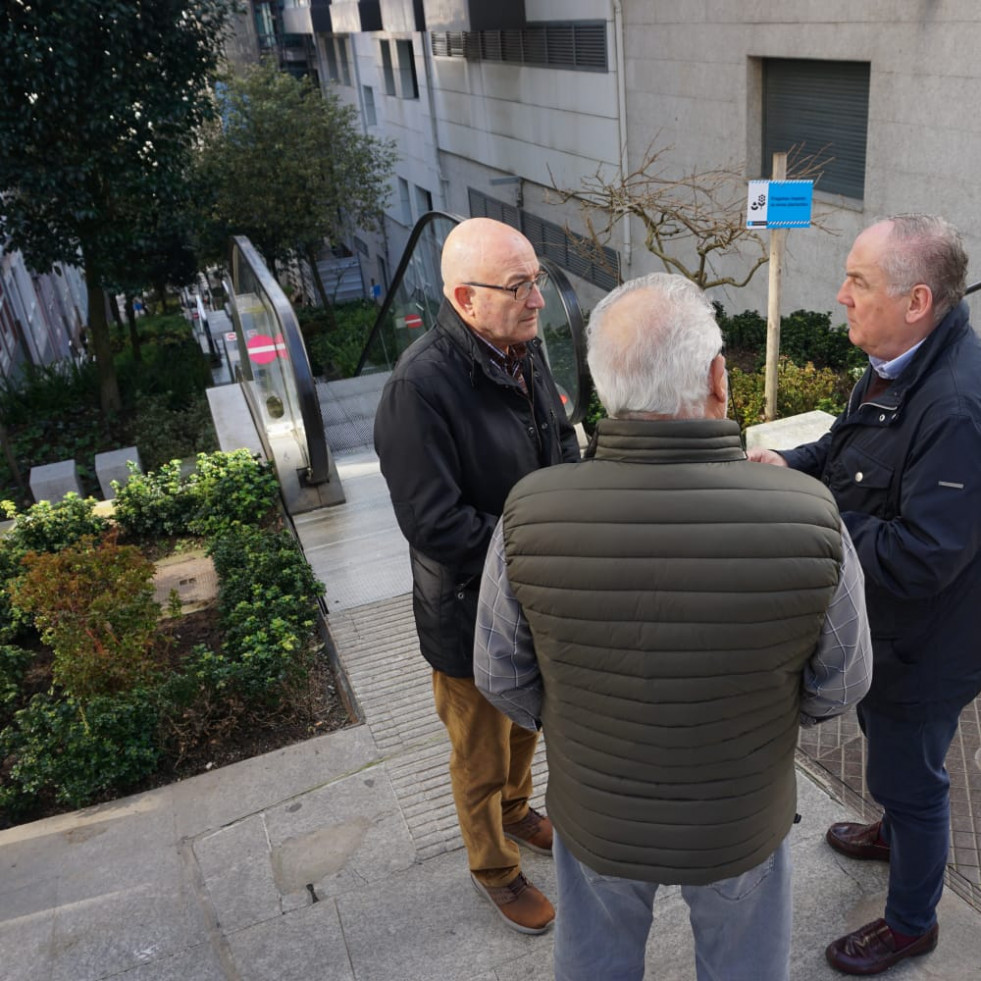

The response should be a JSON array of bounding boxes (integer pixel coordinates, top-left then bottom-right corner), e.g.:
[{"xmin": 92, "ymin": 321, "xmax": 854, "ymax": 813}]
[
  {"xmin": 553, "ymin": 832, "xmax": 792, "ymax": 981},
  {"xmin": 858, "ymin": 703, "xmax": 960, "ymax": 936}
]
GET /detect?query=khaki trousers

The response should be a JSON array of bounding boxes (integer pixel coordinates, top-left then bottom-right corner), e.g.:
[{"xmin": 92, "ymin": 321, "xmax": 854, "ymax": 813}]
[{"xmin": 432, "ymin": 670, "xmax": 539, "ymax": 887}]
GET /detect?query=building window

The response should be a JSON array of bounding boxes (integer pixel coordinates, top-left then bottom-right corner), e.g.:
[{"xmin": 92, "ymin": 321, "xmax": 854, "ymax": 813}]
[
  {"xmin": 363, "ymin": 85, "xmax": 377, "ymax": 125},
  {"xmin": 380, "ymin": 40, "xmax": 396, "ymax": 96},
  {"xmin": 468, "ymin": 189, "xmax": 619, "ymax": 291},
  {"xmin": 396, "ymin": 40, "xmax": 419, "ymax": 99},
  {"xmin": 431, "ymin": 21, "xmax": 607, "ymax": 73},
  {"xmin": 762, "ymin": 58, "xmax": 870, "ymax": 200},
  {"xmin": 337, "ymin": 36, "xmax": 352, "ymax": 86},
  {"xmin": 323, "ymin": 37, "xmax": 339, "ymax": 83},
  {"xmin": 398, "ymin": 177, "xmax": 412, "ymax": 225},
  {"xmin": 414, "ymin": 185, "xmax": 432, "ymax": 216}
]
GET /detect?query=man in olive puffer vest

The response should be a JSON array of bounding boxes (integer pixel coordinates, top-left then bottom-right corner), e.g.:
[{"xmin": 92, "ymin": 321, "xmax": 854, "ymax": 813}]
[{"xmin": 474, "ymin": 272, "xmax": 872, "ymax": 981}]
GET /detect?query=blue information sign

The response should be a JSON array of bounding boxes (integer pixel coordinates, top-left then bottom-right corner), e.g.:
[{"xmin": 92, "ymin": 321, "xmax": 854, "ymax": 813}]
[{"xmin": 746, "ymin": 180, "xmax": 813, "ymax": 229}]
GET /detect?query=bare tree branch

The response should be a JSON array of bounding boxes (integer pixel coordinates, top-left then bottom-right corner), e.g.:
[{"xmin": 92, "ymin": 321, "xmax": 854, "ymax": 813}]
[{"xmin": 550, "ymin": 140, "xmax": 835, "ymax": 292}]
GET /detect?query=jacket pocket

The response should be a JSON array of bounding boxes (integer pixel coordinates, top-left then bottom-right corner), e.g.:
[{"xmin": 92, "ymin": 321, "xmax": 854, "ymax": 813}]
[{"xmin": 829, "ymin": 444, "xmax": 896, "ymax": 518}]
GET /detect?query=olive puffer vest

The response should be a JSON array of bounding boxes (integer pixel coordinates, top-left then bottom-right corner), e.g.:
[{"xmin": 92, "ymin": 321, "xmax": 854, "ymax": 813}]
[{"xmin": 502, "ymin": 418, "xmax": 843, "ymax": 884}]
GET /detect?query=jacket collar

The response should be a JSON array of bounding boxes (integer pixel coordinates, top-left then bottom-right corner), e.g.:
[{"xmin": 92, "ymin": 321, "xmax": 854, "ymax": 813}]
[
  {"xmin": 853, "ymin": 300, "xmax": 970, "ymax": 411},
  {"xmin": 589, "ymin": 417, "xmax": 746, "ymax": 464},
  {"xmin": 435, "ymin": 298, "xmax": 541, "ymax": 383}
]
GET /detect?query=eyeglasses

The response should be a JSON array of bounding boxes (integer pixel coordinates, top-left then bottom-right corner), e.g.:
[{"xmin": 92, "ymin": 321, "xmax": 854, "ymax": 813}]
[{"xmin": 463, "ymin": 269, "xmax": 549, "ymax": 302}]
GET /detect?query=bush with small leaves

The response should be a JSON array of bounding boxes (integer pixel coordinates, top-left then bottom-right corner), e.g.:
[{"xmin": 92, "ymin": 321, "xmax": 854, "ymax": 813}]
[
  {"xmin": 0, "ymin": 690, "xmax": 160, "ymax": 816},
  {"xmin": 8, "ymin": 534, "xmax": 162, "ymax": 700},
  {"xmin": 728, "ymin": 357, "xmax": 845, "ymax": 432},
  {"xmin": 186, "ymin": 449, "xmax": 279, "ymax": 537},
  {"xmin": 111, "ymin": 459, "xmax": 196, "ymax": 539}
]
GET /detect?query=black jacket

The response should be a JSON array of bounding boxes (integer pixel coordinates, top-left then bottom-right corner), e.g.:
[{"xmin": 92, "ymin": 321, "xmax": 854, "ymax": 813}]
[
  {"xmin": 782, "ymin": 302, "xmax": 981, "ymax": 719},
  {"xmin": 374, "ymin": 299, "xmax": 580, "ymax": 676}
]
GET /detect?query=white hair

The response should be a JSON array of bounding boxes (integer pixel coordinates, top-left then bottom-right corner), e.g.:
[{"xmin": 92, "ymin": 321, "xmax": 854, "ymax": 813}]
[{"xmin": 586, "ymin": 273, "xmax": 722, "ymax": 417}]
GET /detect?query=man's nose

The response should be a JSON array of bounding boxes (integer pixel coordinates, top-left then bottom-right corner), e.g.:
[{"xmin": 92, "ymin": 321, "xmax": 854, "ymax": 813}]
[
  {"xmin": 836, "ymin": 281, "xmax": 851, "ymax": 306},
  {"xmin": 527, "ymin": 284, "xmax": 546, "ymax": 309}
]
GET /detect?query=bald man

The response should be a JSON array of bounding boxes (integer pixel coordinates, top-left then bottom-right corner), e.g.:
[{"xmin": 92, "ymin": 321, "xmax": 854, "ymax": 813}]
[{"xmin": 374, "ymin": 218, "xmax": 580, "ymax": 934}]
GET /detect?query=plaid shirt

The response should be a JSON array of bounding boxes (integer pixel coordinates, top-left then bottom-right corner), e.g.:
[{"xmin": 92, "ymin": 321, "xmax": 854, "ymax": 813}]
[{"xmin": 474, "ymin": 518, "xmax": 872, "ymax": 731}]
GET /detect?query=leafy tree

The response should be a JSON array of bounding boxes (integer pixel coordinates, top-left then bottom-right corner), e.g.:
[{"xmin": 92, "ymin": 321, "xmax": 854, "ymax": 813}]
[
  {"xmin": 194, "ymin": 60, "xmax": 398, "ymax": 323},
  {"xmin": 0, "ymin": 0, "xmax": 235, "ymax": 413}
]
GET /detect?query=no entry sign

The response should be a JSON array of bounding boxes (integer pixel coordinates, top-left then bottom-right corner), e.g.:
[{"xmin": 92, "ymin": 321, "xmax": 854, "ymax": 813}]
[
  {"xmin": 247, "ymin": 334, "xmax": 285, "ymax": 365},
  {"xmin": 404, "ymin": 313, "xmax": 424, "ymax": 330}
]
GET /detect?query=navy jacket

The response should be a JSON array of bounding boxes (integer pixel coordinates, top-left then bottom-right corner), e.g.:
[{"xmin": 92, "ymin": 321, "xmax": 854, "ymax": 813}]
[
  {"xmin": 782, "ymin": 302, "xmax": 981, "ymax": 720},
  {"xmin": 374, "ymin": 299, "xmax": 580, "ymax": 677}
]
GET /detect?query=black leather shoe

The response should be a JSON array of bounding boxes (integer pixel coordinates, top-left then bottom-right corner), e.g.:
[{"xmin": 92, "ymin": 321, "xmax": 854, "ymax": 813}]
[
  {"xmin": 826, "ymin": 919, "xmax": 938, "ymax": 975},
  {"xmin": 826, "ymin": 821, "xmax": 890, "ymax": 862}
]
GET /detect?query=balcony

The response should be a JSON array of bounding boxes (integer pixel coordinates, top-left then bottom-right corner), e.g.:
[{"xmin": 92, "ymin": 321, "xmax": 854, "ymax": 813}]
[
  {"xmin": 380, "ymin": 0, "xmax": 425, "ymax": 32},
  {"xmin": 281, "ymin": 0, "xmax": 334, "ymax": 35},
  {"xmin": 330, "ymin": 0, "xmax": 383, "ymax": 32},
  {"xmin": 421, "ymin": 0, "xmax": 525, "ymax": 32}
]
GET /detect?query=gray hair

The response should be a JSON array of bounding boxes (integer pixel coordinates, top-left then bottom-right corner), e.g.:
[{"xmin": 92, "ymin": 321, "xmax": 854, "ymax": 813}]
[
  {"xmin": 586, "ymin": 273, "xmax": 722, "ymax": 417},
  {"xmin": 880, "ymin": 214, "xmax": 967, "ymax": 321}
]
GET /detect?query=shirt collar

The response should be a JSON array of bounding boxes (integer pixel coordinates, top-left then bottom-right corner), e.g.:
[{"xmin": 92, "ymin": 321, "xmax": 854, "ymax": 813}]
[{"xmin": 869, "ymin": 339, "xmax": 925, "ymax": 380}]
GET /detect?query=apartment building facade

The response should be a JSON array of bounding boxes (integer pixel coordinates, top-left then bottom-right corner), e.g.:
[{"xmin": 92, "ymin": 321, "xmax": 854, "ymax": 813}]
[{"xmin": 261, "ymin": 0, "xmax": 981, "ymax": 319}]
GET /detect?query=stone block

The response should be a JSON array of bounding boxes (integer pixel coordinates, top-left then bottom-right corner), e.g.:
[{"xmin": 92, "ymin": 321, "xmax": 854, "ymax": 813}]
[
  {"xmin": 94, "ymin": 446, "xmax": 142, "ymax": 500},
  {"xmin": 29, "ymin": 459, "xmax": 83, "ymax": 503},
  {"xmin": 744, "ymin": 410, "xmax": 836, "ymax": 452}
]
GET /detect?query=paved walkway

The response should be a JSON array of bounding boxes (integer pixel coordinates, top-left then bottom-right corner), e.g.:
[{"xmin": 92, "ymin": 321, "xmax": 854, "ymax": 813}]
[{"xmin": 4, "ymin": 407, "xmax": 981, "ymax": 978}]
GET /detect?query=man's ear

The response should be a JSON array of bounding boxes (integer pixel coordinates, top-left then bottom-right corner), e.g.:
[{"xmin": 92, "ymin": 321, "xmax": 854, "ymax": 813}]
[
  {"xmin": 708, "ymin": 354, "xmax": 728, "ymax": 418},
  {"xmin": 906, "ymin": 283, "xmax": 933, "ymax": 324},
  {"xmin": 452, "ymin": 283, "xmax": 476, "ymax": 316}
]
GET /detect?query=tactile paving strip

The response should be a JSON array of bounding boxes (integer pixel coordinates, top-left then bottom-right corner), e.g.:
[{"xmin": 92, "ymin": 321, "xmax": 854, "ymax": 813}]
[
  {"xmin": 327, "ymin": 593, "xmax": 548, "ymax": 862},
  {"xmin": 797, "ymin": 700, "xmax": 981, "ymax": 910}
]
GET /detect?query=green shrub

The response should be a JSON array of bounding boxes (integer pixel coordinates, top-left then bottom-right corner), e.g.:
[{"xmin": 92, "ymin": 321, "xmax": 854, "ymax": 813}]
[
  {"xmin": 112, "ymin": 459, "xmax": 196, "ymax": 539},
  {"xmin": 0, "ymin": 644, "xmax": 34, "ymax": 725},
  {"xmin": 0, "ymin": 690, "xmax": 160, "ymax": 815},
  {"xmin": 728, "ymin": 357, "xmax": 845, "ymax": 432},
  {"xmin": 301, "ymin": 300, "xmax": 377, "ymax": 379},
  {"xmin": 715, "ymin": 305, "xmax": 866, "ymax": 374},
  {"xmin": 187, "ymin": 450, "xmax": 279, "ymax": 537},
  {"xmin": 206, "ymin": 525, "xmax": 322, "ymax": 703},
  {"xmin": 2, "ymin": 493, "xmax": 109, "ymax": 554},
  {"xmin": 126, "ymin": 393, "xmax": 217, "ymax": 472},
  {"xmin": 9, "ymin": 535, "xmax": 161, "ymax": 700},
  {"xmin": 112, "ymin": 450, "xmax": 277, "ymax": 541}
]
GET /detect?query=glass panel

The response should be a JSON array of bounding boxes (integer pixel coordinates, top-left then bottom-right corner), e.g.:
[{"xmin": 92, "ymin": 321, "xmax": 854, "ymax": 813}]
[
  {"xmin": 359, "ymin": 214, "xmax": 457, "ymax": 374},
  {"xmin": 225, "ymin": 237, "xmax": 330, "ymax": 485}
]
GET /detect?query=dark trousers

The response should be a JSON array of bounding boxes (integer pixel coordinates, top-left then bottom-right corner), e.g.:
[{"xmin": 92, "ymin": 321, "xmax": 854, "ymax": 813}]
[{"xmin": 858, "ymin": 702, "xmax": 960, "ymax": 935}]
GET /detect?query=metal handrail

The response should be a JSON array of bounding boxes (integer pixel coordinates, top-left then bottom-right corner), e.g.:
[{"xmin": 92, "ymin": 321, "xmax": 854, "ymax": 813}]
[
  {"xmin": 354, "ymin": 210, "xmax": 466, "ymax": 376},
  {"xmin": 354, "ymin": 211, "xmax": 591, "ymax": 423},
  {"xmin": 226, "ymin": 235, "xmax": 331, "ymax": 485}
]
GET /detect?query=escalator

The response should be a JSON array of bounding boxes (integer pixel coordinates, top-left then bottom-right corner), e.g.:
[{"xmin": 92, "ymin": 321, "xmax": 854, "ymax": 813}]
[{"xmin": 356, "ymin": 211, "xmax": 591, "ymax": 425}]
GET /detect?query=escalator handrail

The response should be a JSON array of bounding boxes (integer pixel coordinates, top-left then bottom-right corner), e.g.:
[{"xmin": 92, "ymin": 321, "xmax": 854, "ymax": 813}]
[
  {"xmin": 355, "ymin": 210, "xmax": 466, "ymax": 377},
  {"xmin": 228, "ymin": 234, "xmax": 331, "ymax": 485},
  {"xmin": 967, "ymin": 281, "xmax": 980, "ymax": 296}
]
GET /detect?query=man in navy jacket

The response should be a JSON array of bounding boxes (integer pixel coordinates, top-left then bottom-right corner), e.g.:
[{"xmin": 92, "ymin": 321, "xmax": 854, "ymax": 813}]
[{"xmin": 750, "ymin": 214, "xmax": 981, "ymax": 975}]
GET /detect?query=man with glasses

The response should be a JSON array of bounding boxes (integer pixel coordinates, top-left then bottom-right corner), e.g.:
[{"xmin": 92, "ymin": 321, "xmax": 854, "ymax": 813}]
[
  {"xmin": 374, "ymin": 217, "xmax": 580, "ymax": 934},
  {"xmin": 750, "ymin": 215, "xmax": 981, "ymax": 975}
]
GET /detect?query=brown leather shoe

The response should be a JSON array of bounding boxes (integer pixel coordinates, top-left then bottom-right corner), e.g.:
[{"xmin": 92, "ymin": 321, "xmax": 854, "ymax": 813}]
[
  {"xmin": 503, "ymin": 807, "xmax": 553, "ymax": 855},
  {"xmin": 826, "ymin": 919, "xmax": 938, "ymax": 975},
  {"xmin": 826, "ymin": 821, "xmax": 891, "ymax": 862},
  {"xmin": 471, "ymin": 872, "xmax": 555, "ymax": 934}
]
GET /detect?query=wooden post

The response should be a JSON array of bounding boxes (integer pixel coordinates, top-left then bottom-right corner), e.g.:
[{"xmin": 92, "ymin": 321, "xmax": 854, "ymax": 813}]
[{"xmin": 764, "ymin": 152, "xmax": 787, "ymax": 421}]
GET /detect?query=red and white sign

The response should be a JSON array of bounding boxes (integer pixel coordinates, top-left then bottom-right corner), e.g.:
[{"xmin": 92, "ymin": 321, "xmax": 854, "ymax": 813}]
[
  {"xmin": 404, "ymin": 313, "xmax": 424, "ymax": 330},
  {"xmin": 247, "ymin": 333, "xmax": 286, "ymax": 364}
]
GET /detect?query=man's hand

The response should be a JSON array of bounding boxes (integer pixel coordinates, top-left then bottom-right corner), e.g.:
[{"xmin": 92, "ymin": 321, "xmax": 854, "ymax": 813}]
[{"xmin": 747, "ymin": 447, "xmax": 788, "ymax": 466}]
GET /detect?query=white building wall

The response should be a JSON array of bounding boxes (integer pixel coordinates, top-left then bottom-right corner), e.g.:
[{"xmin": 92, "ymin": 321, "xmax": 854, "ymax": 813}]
[{"xmin": 620, "ymin": 2, "xmax": 981, "ymax": 318}]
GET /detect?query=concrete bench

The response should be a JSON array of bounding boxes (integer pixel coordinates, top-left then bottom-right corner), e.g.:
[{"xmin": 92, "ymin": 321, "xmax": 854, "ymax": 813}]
[
  {"xmin": 95, "ymin": 446, "xmax": 143, "ymax": 500},
  {"xmin": 29, "ymin": 459, "xmax": 84, "ymax": 503}
]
